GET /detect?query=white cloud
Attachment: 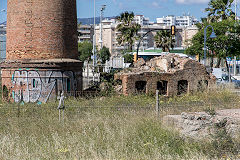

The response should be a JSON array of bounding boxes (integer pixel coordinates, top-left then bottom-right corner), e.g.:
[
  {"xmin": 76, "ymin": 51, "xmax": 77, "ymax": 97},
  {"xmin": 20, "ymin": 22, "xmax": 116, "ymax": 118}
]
[
  {"xmin": 176, "ymin": 0, "xmax": 209, "ymax": 4},
  {"xmin": 151, "ymin": 1, "xmax": 161, "ymax": 8}
]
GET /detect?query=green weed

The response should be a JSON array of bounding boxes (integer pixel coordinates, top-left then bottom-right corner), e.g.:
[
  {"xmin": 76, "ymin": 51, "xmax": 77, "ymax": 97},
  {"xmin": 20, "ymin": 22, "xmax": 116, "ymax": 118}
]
[{"xmin": 0, "ymin": 89, "xmax": 239, "ymax": 159}]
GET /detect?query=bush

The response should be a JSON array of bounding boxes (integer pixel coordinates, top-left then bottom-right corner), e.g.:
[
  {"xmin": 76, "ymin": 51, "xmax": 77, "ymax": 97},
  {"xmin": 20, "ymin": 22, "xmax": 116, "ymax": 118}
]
[{"xmin": 123, "ymin": 53, "xmax": 134, "ymax": 63}]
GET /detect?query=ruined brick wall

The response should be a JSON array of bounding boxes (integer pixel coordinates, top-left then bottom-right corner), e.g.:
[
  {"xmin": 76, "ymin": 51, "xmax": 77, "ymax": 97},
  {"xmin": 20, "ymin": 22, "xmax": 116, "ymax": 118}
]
[
  {"xmin": 115, "ymin": 56, "xmax": 216, "ymax": 96},
  {"xmin": 119, "ymin": 70, "xmax": 214, "ymax": 96},
  {"xmin": 1, "ymin": 61, "xmax": 83, "ymax": 103},
  {"xmin": 7, "ymin": 0, "xmax": 78, "ymax": 60}
]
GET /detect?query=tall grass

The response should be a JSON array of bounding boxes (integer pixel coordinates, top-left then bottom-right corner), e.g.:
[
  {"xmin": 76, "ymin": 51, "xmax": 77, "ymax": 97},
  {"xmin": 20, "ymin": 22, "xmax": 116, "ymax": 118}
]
[{"xmin": 0, "ymin": 89, "xmax": 239, "ymax": 159}]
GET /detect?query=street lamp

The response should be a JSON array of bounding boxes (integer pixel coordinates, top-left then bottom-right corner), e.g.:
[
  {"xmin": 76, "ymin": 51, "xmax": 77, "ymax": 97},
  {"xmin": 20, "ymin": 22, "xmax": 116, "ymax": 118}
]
[
  {"xmin": 99, "ymin": 5, "xmax": 106, "ymax": 49},
  {"xmin": 203, "ymin": 25, "xmax": 217, "ymax": 66},
  {"xmin": 1, "ymin": 9, "xmax": 6, "ymax": 14},
  {"xmin": 92, "ymin": 0, "xmax": 96, "ymax": 82}
]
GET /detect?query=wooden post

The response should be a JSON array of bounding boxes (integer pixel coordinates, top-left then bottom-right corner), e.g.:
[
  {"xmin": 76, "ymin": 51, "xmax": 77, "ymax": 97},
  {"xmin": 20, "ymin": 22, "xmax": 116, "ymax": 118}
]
[{"xmin": 156, "ymin": 90, "xmax": 159, "ymax": 116}]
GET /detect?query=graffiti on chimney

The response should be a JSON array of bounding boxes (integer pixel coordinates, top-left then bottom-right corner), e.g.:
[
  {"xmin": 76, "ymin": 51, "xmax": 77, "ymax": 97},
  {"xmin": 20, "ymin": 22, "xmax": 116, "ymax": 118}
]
[{"xmin": 11, "ymin": 69, "xmax": 77, "ymax": 103}]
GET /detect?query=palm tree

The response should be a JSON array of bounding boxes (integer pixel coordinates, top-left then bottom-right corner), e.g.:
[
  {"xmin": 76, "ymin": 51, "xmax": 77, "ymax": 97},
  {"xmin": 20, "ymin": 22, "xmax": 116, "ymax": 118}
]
[
  {"xmin": 116, "ymin": 11, "xmax": 134, "ymax": 26},
  {"xmin": 116, "ymin": 12, "xmax": 141, "ymax": 51},
  {"xmin": 154, "ymin": 30, "xmax": 175, "ymax": 52},
  {"xmin": 205, "ymin": 0, "xmax": 235, "ymax": 22}
]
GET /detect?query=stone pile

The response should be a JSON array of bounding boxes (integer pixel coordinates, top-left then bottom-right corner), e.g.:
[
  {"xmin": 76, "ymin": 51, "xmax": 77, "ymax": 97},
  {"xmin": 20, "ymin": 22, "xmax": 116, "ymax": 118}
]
[{"xmin": 163, "ymin": 109, "xmax": 240, "ymax": 139}]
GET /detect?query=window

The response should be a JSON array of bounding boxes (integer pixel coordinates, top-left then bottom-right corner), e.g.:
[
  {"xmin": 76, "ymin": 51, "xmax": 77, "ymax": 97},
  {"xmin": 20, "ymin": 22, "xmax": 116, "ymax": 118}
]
[
  {"xmin": 157, "ymin": 81, "xmax": 168, "ymax": 95},
  {"xmin": 115, "ymin": 79, "xmax": 122, "ymax": 85},
  {"xmin": 135, "ymin": 81, "xmax": 147, "ymax": 93},
  {"xmin": 177, "ymin": 80, "xmax": 188, "ymax": 95},
  {"xmin": 67, "ymin": 78, "xmax": 71, "ymax": 92},
  {"xmin": 3, "ymin": 85, "xmax": 8, "ymax": 99},
  {"xmin": 32, "ymin": 79, "xmax": 36, "ymax": 88}
]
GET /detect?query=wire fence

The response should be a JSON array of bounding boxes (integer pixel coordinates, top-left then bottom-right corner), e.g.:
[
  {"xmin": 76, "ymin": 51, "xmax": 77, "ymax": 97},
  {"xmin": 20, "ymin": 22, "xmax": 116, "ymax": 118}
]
[
  {"xmin": 65, "ymin": 91, "xmax": 100, "ymax": 98},
  {"xmin": 0, "ymin": 98, "xmax": 239, "ymax": 119},
  {"xmin": 0, "ymin": 74, "xmax": 239, "ymax": 122}
]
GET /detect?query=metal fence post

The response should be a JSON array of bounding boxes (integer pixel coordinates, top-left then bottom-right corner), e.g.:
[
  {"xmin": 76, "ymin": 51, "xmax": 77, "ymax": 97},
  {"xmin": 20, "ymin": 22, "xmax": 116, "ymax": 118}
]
[
  {"xmin": 58, "ymin": 92, "xmax": 65, "ymax": 122},
  {"xmin": 156, "ymin": 90, "xmax": 159, "ymax": 116},
  {"xmin": 59, "ymin": 109, "xmax": 61, "ymax": 122},
  {"xmin": 17, "ymin": 103, "xmax": 20, "ymax": 118},
  {"xmin": 62, "ymin": 108, "xmax": 64, "ymax": 122}
]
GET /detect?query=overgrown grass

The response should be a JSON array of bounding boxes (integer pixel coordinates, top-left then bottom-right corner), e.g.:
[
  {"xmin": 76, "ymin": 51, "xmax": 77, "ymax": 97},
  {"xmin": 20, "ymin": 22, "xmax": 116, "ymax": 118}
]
[{"xmin": 0, "ymin": 89, "xmax": 239, "ymax": 159}]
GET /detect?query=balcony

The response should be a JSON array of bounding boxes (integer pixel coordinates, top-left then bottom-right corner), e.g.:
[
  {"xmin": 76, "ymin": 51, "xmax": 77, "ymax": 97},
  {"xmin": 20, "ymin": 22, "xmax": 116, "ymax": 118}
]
[
  {"xmin": 79, "ymin": 30, "xmax": 91, "ymax": 34},
  {"xmin": 138, "ymin": 31, "xmax": 147, "ymax": 34},
  {"xmin": 79, "ymin": 35, "xmax": 91, "ymax": 38},
  {"xmin": 114, "ymin": 46, "xmax": 125, "ymax": 50}
]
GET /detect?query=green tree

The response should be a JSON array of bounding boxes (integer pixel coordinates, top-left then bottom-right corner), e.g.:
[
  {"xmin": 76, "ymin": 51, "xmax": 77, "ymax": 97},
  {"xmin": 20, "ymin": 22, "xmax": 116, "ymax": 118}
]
[
  {"xmin": 205, "ymin": 0, "xmax": 235, "ymax": 22},
  {"xmin": 123, "ymin": 53, "xmax": 134, "ymax": 63},
  {"xmin": 154, "ymin": 30, "xmax": 175, "ymax": 52},
  {"xmin": 198, "ymin": 0, "xmax": 236, "ymax": 67},
  {"xmin": 185, "ymin": 19, "xmax": 240, "ymax": 69},
  {"xmin": 78, "ymin": 41, "xmax": 93, "ymax": 62},
  {"xmin": 116, "ymin": 11, "xmax": 141, "ymax": 51},
  {"xmin": 99, "ymin": 46, "xmax": 111, "ymax": 64}
]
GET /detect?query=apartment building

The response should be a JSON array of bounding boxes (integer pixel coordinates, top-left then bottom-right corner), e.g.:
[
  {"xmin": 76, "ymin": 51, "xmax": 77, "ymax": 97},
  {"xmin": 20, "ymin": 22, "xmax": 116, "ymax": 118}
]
[
  {"xmin": 134, "ymin": 25, "xmax": 185, "ymax": 51},
  {"xmin": 156, "ymin": 15, "xmax": 198, "ymax": 27},
  {"xmin": 77, "ymin": 24, "xmax": 94, "ymax": 42},
  {"xmin": 134, "ymin": 15, "xmax": 152, "ymax": 25},
  {"xmin": 95, "ymin": 24, "xmax": 184, "ymax": 55},
  {"xmin": 95, "ymin": 19, "xmax": 117, "ymax": 56},
  {"xmin": 95, "ymin": 17, "xmax": 153, "ymax": 55},
  {"xmin": 0, "ymin": 22, "xmax": 6, "ymax": 61},
  {"xmin": 95, "ymin": 15, "xmax": 198, "ymax": 56},
  {"xmin": 181, "ymin": 26, "xmax": 199, "ymax": 48}
]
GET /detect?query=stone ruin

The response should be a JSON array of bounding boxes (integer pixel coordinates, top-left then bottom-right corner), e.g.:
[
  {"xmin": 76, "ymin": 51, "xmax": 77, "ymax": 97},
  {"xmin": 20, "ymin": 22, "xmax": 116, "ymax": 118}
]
[
  {"xmin": 114, "ymin": 54, "xmax": 216, "ymax": 96},
  {"xmin": 163, "ymin": 109, "xmax": 240, "ymax": 139}
]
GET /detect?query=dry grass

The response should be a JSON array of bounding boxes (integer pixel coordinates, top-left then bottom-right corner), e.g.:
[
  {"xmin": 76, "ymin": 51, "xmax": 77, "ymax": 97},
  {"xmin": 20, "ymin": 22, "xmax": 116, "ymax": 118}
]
[{"xmin": 0, "ymin": 89, "xmax": 239, "ymax": 159}]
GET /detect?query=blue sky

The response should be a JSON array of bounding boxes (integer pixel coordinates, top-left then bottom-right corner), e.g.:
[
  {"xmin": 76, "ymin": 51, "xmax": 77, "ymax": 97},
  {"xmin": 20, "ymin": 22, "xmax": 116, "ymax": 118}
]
[{"xmin": 0, "ymin": 0, "xmax": 237, "ymax": 23}]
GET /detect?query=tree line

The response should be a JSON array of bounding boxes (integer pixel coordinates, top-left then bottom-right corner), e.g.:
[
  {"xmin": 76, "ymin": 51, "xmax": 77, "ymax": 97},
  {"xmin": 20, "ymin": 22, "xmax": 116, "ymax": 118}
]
[
  {"xmin": 185, "ymin": 0, "xmax": 240, "ymax": 69},
  {"xmin": 78, "ymin": 0, "xmax": 239, "ymax": 67},
  {"xmin": 78, "ymin": 11, "xmax": 175, "ymax": 64}
]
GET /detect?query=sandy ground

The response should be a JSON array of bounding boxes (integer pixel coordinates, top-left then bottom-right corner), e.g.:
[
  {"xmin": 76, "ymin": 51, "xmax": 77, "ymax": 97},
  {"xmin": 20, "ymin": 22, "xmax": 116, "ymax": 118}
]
[{"xmin": 217, "ymin": 109, "xmax": 240, "ymax": 119}]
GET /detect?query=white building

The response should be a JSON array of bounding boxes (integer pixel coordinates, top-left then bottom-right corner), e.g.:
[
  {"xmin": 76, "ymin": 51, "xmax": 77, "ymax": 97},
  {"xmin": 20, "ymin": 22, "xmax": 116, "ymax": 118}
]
[
  {"xmin": 0, "ymin": 22, "xmax": 6, "ymax": 60},
  {"xmin": 77, "ymin": 24, "xmax": 94, "ymax": 43},
  {"xmin": 95, "ymin": 15, "xmax": 154, "ymax": 55},
  {"xmin": 134, "ymin": 15, "xmax": 152, "ymax": 25},
  {"xmin": 94, "ymin": 15, "xmax": 199, "ymax": 56},
  {"xmin": 181, "ymin": 26, "xmax": 199, "ymax": 49},
  {"xmin": 156, "ymin": 15, "xmax": 198, "ymax": 27}
]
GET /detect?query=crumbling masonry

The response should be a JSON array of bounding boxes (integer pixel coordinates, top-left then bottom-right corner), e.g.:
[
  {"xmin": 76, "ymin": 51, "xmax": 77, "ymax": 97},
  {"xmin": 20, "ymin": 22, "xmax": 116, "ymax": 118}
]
[
  {"xmin": 114, "ymin": 54, "xmax": 216, "ymax": 96},
  {"xmin": 1, "ymin": 0, "xmax": 83, "ymax": 103}
]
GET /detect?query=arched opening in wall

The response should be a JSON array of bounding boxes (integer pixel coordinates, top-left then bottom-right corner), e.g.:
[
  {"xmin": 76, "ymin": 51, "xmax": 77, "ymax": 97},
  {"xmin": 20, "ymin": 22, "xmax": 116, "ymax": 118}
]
[
  {"xmin": 157, "ymin": 80, "xmax": 168, "ymax": 95},
  {"xmin": 55, "ymin": 79, "xmax": 59, "ymax": 97},
  {"xmin": 67, "ymin": 78, "xmax": 71, "ymax": 92},
  {"xmin": 115, "ymin": 79, "xmax": 123, "ymax": 93},
  {"xmin": 2, "ymin": 85, "xmax": 8, "ymax": 100},
  {"xmin": 177, "ymin": 80, "xmax": 188, "ymax": 95},
  {"xmin": 32, "ymin": 79, "xmax": 36, "ymax": 88},
  {"xmin": 115, "ymin": 79, "xmax": 122, "ymax": 85},
  {"xmin": 135, "ymin": 81, "xmax": 147, "ymax": 93},
  {"xmin": 197, "ymin": 80, "xmax": 208, "ymax": 92}
]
